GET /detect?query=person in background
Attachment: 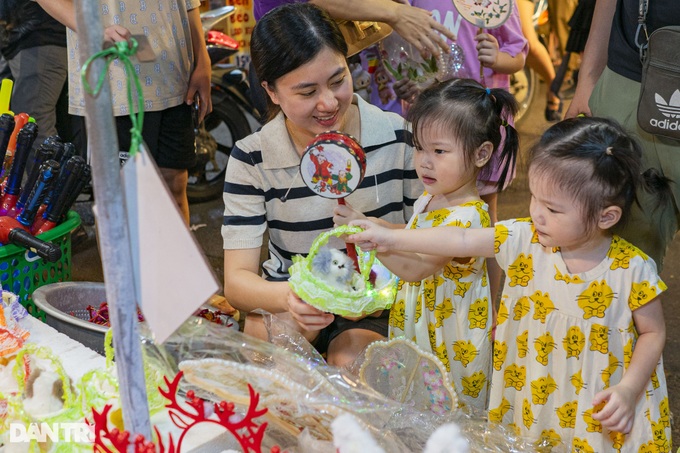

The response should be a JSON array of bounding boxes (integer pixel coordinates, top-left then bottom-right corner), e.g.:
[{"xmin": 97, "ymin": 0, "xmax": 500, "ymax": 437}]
[
  {"xmin": 565, "ymin": 0, "xmax": 680, "ymax": 271},
  {"xmin": 248, "ymin": 0, "xmax": 456, "ymax": 116},
  {"xmin": 349, "ymin": 117, "xmax": 672, "ymax": 450},
  {"xmin": 222, "ymin": 3, "xmax": 421, "ymax": 368},
  {"xmin": 254, "ymin": 0, "xmax": 454, "ymax": 57},
  {"xmin": 390, "ymin": 0, "xmax": 527, "ymax": 305},
  {"xmin": 547, "ymin": 0, "xmax": 579, "ymax": 95},
  {"xmin": 0, "ymin": 0, "xmax": 68, "ymax": 146},
  {"xmin": 517, "ymin": 0, "xmax": 561, "ymax": 121},
  {"xmin": 36, "ymin": 0, "xmax": 212, "ymax": 225},
  {"xmin": 549, "ymin": 0, "xmax": 595, "ymax": 101},
  {"xmin": 336, "ymin": 78, "xmax": 519, "ymax": 411}
]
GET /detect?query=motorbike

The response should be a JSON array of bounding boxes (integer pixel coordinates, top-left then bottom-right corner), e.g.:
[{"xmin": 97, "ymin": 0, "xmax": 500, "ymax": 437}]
[
  {"xmin": 188, "ymin": 6, "xmax": 262, "ymax": 203},
  {"xmin": 510, "ymin": 0, "xmax": 548, "ymax": 125}
]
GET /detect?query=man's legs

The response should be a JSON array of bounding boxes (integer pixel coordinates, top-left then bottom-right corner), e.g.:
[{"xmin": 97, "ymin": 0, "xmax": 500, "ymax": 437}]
[
  {"xmin": 72, "ymin": 103, "xmax": 195, "ymax": 223},
  {"xmin": 117, "ymin": 103, "xmax": 196, "ymax": 223},
  {"xmin": 7, "ymin": 45, "xmax": 67, "ymax": 146}
]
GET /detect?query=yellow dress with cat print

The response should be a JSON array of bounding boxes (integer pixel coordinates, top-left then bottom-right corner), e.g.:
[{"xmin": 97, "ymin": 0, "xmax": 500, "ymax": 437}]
[
  {"xmin": 389, "ymin": 195, "xmax": 491, "ymax": 412},
  {"xmin": 489, "ymin": 219, "xmax": 670, "ymax": 452}
]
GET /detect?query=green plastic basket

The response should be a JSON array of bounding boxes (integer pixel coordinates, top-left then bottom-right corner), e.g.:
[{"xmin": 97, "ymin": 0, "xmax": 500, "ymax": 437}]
[{"xmin": 0, "ymin": 211, "xmax": 81, "ymax": 321}]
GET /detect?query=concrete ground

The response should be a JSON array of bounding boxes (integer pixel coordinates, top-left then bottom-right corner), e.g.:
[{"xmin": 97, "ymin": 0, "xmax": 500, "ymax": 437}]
[{"xmin": 69, "ymin": 79, "xmax": 680, "ymax": 443}]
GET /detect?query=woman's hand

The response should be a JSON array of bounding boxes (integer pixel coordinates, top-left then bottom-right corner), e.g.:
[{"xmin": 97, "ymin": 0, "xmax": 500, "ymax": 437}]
[
  {"xmin": 333, "ymin": 201, "xmax": 366, "ymax": 226},
  {"xmin": 475, "ymin": 32, "xmax": 500, "ymax": 68},
  {"xmin": 591, "ymin": 384, "xmax": 637, "ymax": 433},
  {"xmin": 389, "ymin": 3, "xmax": 456, "ymax": 58},
  {"xmin": 287, "ymin": 290, "xmax": 335, "ymax": 331}
]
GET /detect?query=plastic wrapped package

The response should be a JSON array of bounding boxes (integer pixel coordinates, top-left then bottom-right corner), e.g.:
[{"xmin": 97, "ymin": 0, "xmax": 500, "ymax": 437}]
[
  {"xmin": 255, "ymin": 315, "xmax": 568, "ymax": 452},
  {"xmin": 139, "ymin": 318, "xmax": 414, "ymax": 452},
  {"xmin": 379, "ymin": 32, "xmax": 442, "ymax": 84}
]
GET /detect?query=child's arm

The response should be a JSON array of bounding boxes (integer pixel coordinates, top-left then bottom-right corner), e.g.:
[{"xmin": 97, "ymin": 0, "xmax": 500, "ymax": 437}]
[
  {"xmin": 334, "ymin": 202, "xmax": 405, "ymax": 229},
  {"xmin": 475, "ymin": 33, "xmax": 525, "ymax": 75},
  {"xmin": 591, "ymin": 297, "xmax": 666, "ymax": 433},
  {"xmin": 348, "ymin": 219, "xmax": 496, "ymax": 258},
  {"xmin": 372, "ymin": 250, "xmax": 456, "ymax": 282}
]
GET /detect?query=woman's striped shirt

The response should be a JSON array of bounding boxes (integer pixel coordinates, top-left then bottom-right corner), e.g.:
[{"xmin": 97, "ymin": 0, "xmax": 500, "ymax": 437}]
[{"xmin": 222, "ymin": 94, "xmax": 422, "ymax": 280}]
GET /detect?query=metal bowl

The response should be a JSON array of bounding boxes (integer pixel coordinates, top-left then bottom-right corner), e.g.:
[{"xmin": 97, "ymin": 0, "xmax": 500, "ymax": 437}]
[{"xmin": 32, "ymin": 282, "xmax": 108, "ymax": 354}]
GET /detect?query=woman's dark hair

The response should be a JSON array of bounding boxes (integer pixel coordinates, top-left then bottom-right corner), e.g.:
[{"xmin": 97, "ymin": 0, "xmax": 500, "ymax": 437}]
[
  {"xmin": 528, "ymin": 116, "xmax": 673, "ymax": 230},
  {"xmin": 250, "ymin": 3, "xmax": 348, "ymax": 121},
  {"xmin": 406, "ymin": 78, "xmax": 520, "ymax": 191}
]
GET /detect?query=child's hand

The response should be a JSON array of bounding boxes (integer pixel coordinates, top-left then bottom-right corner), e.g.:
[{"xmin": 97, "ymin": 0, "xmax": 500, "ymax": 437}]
[
  {"xmin": 287, "ymin": 290, "xmax": 334, "ymax": 332},
  {"xmin": 347, "ymin": 219, "xmax": 395, "ymax": 252},
  {"xmin": 475, "ymin": 32, "xmax": 500, "ymax": 69},
  {"xmin": 333, "ymin": 201, "xmax": 366, "ymax": 226},
  {"xmin": 591, "ymin": 384, "xmax": 637, "ymax": 433}
]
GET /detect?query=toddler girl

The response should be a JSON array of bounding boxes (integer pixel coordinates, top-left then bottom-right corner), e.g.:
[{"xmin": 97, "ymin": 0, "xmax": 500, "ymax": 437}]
[
  {"xmin": 348, "ymin": 117, "xmax": 672, "ymax": 451},
  {"xmin": 392, "ymin": 0, "xmax": 528, "ymax": 303},
  {"xmin": 340, "ymin": 78, "xmax": 519, "ymax": 412}
]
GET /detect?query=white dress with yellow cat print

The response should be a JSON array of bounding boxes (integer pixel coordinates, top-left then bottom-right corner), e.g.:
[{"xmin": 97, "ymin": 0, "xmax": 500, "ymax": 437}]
[
  {"xmin": 389, "ymin": 195, "xmax": 492, "ymax": 413},
  {"xmin": 489, "ymin": 219, "xmax": 670, "ymax": 452}
]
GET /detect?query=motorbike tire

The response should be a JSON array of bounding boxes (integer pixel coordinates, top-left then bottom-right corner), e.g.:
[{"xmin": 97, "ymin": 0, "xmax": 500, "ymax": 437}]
[
  {"xmin": 187, "ymin": 99, "xmax": 252, "ymax": 203},
  {"xmin": 510, "ymin": 66, "xmax": 537, "ymax": 125}
]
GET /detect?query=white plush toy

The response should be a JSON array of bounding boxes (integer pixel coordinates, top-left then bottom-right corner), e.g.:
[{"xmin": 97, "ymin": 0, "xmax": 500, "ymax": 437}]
[
  {"xmin": 332, "ymin": 414, "xmax": 385, "ymax": 453},
  {"xmin": 22, "ymin": 368, "xmax": 66, "ymax": 418},
  {"xmin": 311, "ymin": 246, "xmax": 356, "ymax": 291},
  {"xmin": 350, "ymin": 63, "xmax": 372, "ymax": 102},
  {"xmin": 423, "ymin": 423, "xmax": 470, "ymax": 453}
]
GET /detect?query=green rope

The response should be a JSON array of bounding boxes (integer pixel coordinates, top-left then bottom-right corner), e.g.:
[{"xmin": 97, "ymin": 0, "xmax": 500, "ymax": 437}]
[{"xmin": 80, "ymin": 37, "xmax": 145, "ymax": 156}]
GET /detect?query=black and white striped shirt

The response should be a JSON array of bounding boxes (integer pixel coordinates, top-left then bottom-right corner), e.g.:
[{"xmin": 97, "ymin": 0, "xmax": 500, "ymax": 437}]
[{"xmin": 222, "ymin": 95, "xmax": 422, "ymax": 280}]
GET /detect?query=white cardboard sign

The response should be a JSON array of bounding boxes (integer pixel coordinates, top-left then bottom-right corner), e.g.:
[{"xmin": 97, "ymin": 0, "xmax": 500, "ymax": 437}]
[{"xmin": 121, "ymin": 144, "xmax": 219, "ymax": 343}]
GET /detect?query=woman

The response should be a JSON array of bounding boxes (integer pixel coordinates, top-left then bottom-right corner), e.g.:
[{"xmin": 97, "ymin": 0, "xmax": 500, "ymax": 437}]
[{"xmin": 222, "ymin": 3, "xmax": 421, "ymax": 368}]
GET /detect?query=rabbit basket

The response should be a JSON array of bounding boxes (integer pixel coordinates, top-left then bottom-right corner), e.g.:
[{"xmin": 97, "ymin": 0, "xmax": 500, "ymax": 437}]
[{"xmin": 288, "ymin": 225, "xmax": 397, "ymax": 318}]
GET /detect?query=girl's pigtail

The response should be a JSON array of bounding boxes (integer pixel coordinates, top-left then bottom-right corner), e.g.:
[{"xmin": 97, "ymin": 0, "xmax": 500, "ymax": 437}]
[
  {"xmin": 488, "ymin": 87, "xmax": 520, "ymax": 192},
  {"xmin": 640, "ymin": 167, "xmax": 673, "ymax": 214}
]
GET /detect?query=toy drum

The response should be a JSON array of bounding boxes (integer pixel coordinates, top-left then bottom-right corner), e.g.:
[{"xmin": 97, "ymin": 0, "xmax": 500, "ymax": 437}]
[{"xmin": 299, "ymin": 131, "xmax": 366, "ymax": 200}]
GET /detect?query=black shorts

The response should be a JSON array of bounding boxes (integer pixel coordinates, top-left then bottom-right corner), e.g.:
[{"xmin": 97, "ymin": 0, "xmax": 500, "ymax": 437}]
[
  {"xmin": 116, "ymin": 103, "xmax": 196, "ymax": 169},
  {"xmin": 72, "ymin": 102, "xmax": 196, "ymax": 170},
  {"xmin": 313, "ymin": 310, "xmax": 390, "ymax": 355}
]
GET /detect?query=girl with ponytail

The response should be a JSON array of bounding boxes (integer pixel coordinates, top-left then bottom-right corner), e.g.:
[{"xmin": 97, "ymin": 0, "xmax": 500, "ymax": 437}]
[
  {"xmin": 348, "ymin": 116, "xmax": 672, "ymax": 450},
  {"xmin": 335, "ymin": 77, "xmax": 520, "ymax": 412}
]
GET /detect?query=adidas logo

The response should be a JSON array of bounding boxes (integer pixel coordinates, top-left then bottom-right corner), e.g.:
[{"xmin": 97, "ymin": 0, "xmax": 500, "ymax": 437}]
[
  {"xmin": 654, "ymin": 89, "xmax": 680, "ymax": 118},
  {"xmin": 650, "ymin": 89, "xmax": 680, "ymax": 131}
]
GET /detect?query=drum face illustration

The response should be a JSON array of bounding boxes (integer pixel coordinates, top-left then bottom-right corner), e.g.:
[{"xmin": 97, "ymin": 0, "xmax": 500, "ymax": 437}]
[{"xmin": 300, "ymin": 131, "xmax": 366, "ymax": 199}]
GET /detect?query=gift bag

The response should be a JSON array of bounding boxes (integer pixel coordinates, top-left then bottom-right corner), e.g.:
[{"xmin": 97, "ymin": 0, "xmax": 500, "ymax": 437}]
[{"xmin": 637, "ymin": 25, "xmax": 680, "ymax": 141}]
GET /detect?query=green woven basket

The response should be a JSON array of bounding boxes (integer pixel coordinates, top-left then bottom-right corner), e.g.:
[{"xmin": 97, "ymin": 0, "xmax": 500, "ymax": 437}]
[
  {"xmin": 0, "ymin": 211, "xmax": 81, "ymax": 321},
  {"xmin": 288, "ymin": 225, "xmax": 397, "ymax": 317}
]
